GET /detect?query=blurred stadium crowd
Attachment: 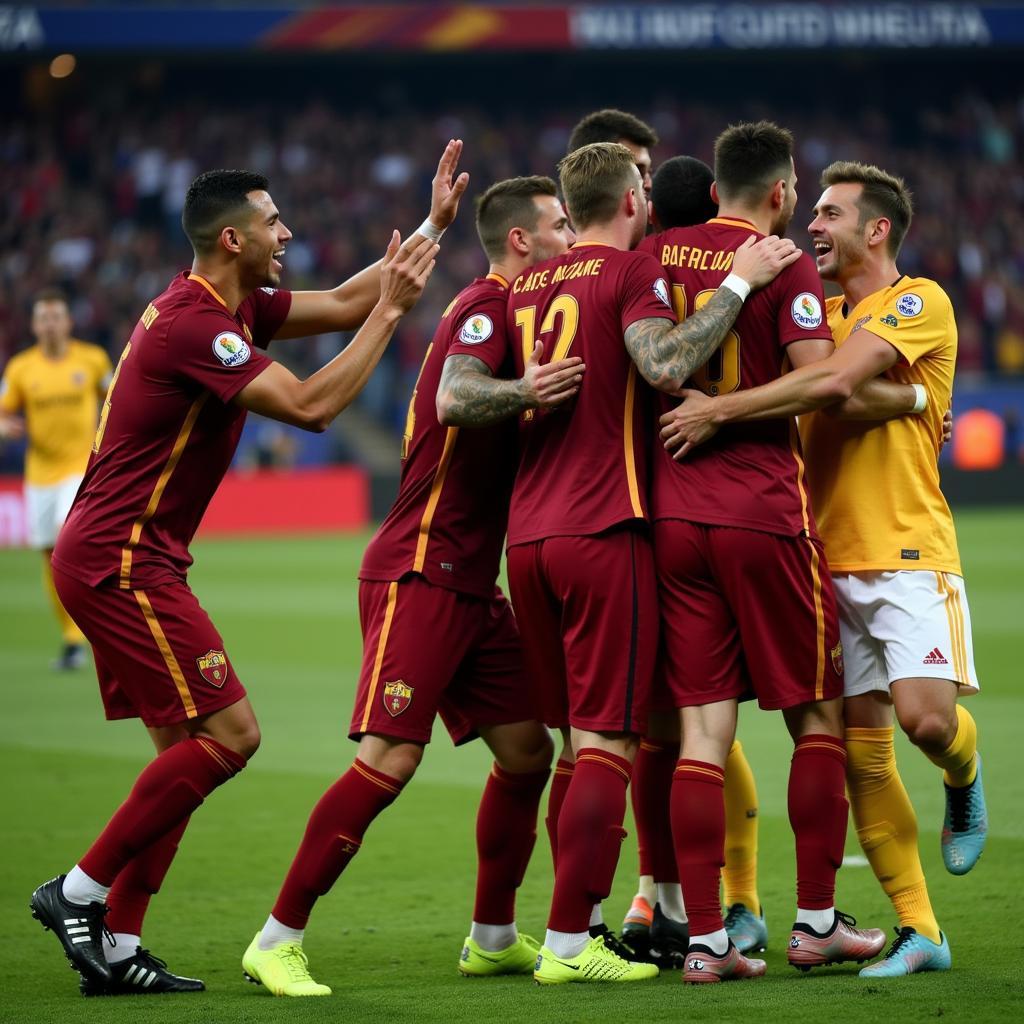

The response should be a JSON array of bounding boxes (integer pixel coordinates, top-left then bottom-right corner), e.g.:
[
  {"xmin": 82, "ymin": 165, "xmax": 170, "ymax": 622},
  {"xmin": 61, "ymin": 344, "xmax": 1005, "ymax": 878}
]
[{"xmin": 3, "ymin": 87, "xmax": 1023, "ymax": 436}]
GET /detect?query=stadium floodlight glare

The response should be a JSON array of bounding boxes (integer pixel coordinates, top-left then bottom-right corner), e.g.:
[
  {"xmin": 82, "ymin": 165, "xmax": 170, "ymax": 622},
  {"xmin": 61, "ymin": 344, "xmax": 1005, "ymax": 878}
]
[{"xmin": 48, "ymin": 53, "xmax": 76, "ymax": 79}]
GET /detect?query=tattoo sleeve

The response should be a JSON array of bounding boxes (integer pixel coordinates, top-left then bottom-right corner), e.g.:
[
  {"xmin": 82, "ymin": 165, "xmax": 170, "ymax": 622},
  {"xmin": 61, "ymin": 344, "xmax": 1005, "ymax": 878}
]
[
  {"xmin": 437, "ymin": 354, "xmax": 529, "ymax": 427},
  {"xmin": 623, "ymin": 287, "xmax": 744, "ymax": 393}
]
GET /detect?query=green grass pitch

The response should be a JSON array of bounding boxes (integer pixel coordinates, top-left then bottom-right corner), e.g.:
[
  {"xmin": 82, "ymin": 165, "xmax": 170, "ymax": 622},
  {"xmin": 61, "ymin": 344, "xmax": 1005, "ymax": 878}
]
[{"xmin": 1, "ymin": 508, "xmax": 1021, "ymax": 1023}]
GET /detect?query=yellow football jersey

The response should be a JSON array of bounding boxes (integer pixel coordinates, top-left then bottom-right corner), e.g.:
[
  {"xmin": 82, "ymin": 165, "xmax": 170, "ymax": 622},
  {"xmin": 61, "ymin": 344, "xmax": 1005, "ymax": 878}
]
[
  {"xmin": 0, "ymin": 340, "xmax": 112, "ymax": 486},
  {"xmin": 800, "ymin": 277, "xmax": 961, "ymax": 575}
]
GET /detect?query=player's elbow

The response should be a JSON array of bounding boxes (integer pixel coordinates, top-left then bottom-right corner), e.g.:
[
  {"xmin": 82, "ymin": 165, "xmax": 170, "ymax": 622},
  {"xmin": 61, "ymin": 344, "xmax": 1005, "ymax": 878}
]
[
  {"xmin": 436, "ymin": 389, "xmax": 457, "ymax": 426},
  {"xmin": 816, "ymin": 371, "xmax": 856, "ymax": 406}
]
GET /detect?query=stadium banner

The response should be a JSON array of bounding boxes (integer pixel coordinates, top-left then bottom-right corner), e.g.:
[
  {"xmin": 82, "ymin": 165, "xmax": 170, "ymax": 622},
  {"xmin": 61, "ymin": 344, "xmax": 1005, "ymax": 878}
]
[
  {"xmin": 4, "ymin": 4, "xmax": 1024, "ymax": 52},
  {"xmin": 0, "ymin": 466, "xmax": 370, "ymax": 548}
]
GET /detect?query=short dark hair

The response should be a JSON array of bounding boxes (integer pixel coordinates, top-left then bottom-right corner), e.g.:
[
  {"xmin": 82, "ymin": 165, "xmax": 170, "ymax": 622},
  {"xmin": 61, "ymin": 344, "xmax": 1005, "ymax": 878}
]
[
  {"xmin": 475, "ymin": 176, "xmax": 558, "ymax": 262},
  {"xmin": 558, "ymin": 143, "xmax": 639, "ymax": 232},
  {"xmin": 182, "ymin": 169, "xmax": 269, "ymax": 254},
  {"xmin": 713, "ymin": 121, "xmax": 794, "ymax": 205},
  {"xmin": 567, "ymin": 108, "xmax": 658, "ymax": 154},
  {"xmin": 651, "ymin": 156, "xmax": 718, "ymax": 229},
  {"xmin": 32, "ymin": 287, "xmax": 69, "ymax": 308},
  {"xmin": 820, "ymin": 161, "xmax": 914, "ymax": 257}
]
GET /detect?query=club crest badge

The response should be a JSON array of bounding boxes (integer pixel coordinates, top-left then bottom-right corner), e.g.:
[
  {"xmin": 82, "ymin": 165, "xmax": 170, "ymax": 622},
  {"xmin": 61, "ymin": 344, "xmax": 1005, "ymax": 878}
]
[
  {"xmin": 831, "ymin": 642, "xmax": 844, "ymax": 676},
  {"xmin": 196, "ymin": 649, "xmax": 228, "ymax": 687},
  {"xmin": 212, "ymin": 331, "xmax": 251, "ymax": 367},
  {"xmin": 383, "ymin": 680, "xmax": 413, "ymax": 717}
]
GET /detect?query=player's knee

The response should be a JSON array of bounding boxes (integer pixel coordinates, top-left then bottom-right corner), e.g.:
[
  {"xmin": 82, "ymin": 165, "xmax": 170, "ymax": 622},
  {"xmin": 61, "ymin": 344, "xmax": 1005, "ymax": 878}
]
[
  {"xmin": 378, "ymin": 743, "xmax": 423, "ymax": 783},
  {"xmin": 496, "ymin": 725, "xmax": 554, "ymax": 775},
  {"xmin": 233, "ymin": 721, "xmax": 262, "ymax": 760},
  {"xmin": 900, "ymin": 710, "xmax": 955, "ymax": 752}
]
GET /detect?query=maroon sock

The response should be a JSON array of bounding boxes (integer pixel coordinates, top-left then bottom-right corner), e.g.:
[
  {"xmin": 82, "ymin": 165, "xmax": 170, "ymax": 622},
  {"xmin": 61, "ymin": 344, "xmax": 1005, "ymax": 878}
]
[
  {"xmin": 272, "ymin": 759, "xmax": 404, "ymax": 929},
  {"xmin": 789, "ymin": 734, "xmax": 848, "ymax": 910},
  {"xmin": 632, "ymin": 740, "xmax": 678, "ymax": 883},
  {"xmin": 472, "ymin": 763, "xmax": 550, "ymax": 925},
  {"xmin": 545, "ymin": 758, "xmax": 574, "ymax": 869},
  {"xmin": 80, "ymin": 737, "xmax": 246, "ymax": 885},
  {"xmin": 547, "ymin": 749, "xmax": 631, "ymax": 933},
  {"xmin": 105, "ymin": 817, "xmax": 189, "ymax": 935},
  {"xmin": 672, "ymin": 759, "xmax": 726, "ymax": 936}
]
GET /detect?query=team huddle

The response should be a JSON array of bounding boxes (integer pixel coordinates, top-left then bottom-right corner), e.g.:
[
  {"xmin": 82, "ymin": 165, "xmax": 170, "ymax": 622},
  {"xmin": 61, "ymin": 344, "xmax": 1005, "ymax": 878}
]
[{"xmin": 22, "ymin": 108, "xmax": 988, "ymax": 996}]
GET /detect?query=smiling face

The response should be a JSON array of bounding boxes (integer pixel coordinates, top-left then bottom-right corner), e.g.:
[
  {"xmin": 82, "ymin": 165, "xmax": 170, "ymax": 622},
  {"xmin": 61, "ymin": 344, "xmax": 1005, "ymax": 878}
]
[
  {"xmin": 238, "ymin": 190, "xmax": 293, "ymax": 288},
  {"xmin": 808, "ymin": 182, "xmax": 870, "ymax": 281}
]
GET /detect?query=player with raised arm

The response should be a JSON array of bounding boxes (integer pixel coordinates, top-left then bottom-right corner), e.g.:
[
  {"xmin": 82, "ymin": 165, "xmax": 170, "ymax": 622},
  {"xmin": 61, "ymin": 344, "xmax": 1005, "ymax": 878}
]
[
  {"xmin": 444, "ymin": 141, "xmax": 799, "ymax": 985},
  {"xmin": 0, "ymin": 290, "xmax": 112, "ymax": 670},
  {"xmin": 665, "ymin": 160, "xmax": 986, "ymax": 978},
  {"xmin": 241, "ymin": 176, "xmax": 580, "ymax": 997},
  {"xmin": 648, "ymin": 122, "xmax": 887, "ymax": 983},
  {"xmin": 29, "ymin": 144, "xmax": 460, "ymax": 996}
]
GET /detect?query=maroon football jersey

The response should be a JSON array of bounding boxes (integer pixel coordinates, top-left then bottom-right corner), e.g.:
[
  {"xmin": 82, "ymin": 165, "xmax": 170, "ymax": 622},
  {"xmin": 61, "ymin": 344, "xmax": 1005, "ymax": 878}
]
[
  {"xmin": 360, "ymin": 274, "xmax": 518, "ymax": 599},
  {"xmin": 639, "ymin": 218, "xmax": 832, "ymax": 537},
  {"xmin": 503, "ymin": 242, "xmax": 674, "ymax": 547},
  {"xmin": 52, "ymin": 272, "xmax": 290, "ymax": 588}
]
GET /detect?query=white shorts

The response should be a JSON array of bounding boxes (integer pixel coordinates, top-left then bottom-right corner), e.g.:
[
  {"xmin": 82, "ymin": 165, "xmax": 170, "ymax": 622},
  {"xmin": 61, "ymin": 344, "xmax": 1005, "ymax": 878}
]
[
  {"xmin": 833, "ymin": 571, "xmax": 978, "ymax": 698},
  {"xmin": 24, "ymin": 475, "xmax": 82, "ymax": 549}
]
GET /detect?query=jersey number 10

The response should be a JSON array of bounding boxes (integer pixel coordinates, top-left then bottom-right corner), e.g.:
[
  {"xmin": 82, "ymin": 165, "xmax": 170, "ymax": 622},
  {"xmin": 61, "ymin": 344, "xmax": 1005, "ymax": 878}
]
[{"xmin": 672, "ymin": 285, "xmax": 741, "ymax": 396}]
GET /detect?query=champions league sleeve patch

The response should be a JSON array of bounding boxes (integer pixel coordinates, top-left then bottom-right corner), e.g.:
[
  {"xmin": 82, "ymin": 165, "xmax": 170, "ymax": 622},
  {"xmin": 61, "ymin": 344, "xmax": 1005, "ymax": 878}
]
[
  {"xmin": 653, "ymin": 278, "xmax": 672, "ymax": 307},
  {"xmin": 458, "ymin": 314, "xmax": 493, "ymax": 345},
  {"xmin": 212, "ymin": 331, "xmax": 251, "ymax": 367},
  {"xmin": 895, "ymin": 293, "xmax": 924, "ymax": 317},
  {"xmin": 791, "ymin": 292, "xmax": 824, "ymax": 330}
]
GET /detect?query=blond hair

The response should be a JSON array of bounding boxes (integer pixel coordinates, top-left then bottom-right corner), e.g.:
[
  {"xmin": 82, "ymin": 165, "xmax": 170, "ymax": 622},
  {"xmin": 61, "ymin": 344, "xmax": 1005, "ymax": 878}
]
[{"xmin": 557, "ymin": 142, "xmax": 639, "ymax": 231}]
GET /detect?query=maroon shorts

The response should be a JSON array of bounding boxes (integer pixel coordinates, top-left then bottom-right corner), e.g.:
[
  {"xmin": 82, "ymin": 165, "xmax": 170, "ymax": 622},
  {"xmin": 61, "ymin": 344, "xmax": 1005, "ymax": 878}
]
[
  {"xmin": 654, "ymin": 520, "xmax": 843, "ymax": 711},
  {"xmin": 53, "ymin": 569, "xmax": 246, "ymax": 728},
  {"xmin": 349, "ymin": 575, "xmax": 534, "ymax": 745},
  {"xmin": 506, "ymin": 525, "xmax": 657, "ymax": 734}
]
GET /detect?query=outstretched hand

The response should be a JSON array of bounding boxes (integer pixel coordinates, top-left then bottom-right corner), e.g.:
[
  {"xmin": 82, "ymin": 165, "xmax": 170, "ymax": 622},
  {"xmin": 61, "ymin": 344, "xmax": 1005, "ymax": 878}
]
[
  {"xmin": 379, "ymin": 230, "xmax": 439, "ymax": 315},
  {"xmin": 428, "ymin": 139, "xmax": 470, "ymax": 232}
]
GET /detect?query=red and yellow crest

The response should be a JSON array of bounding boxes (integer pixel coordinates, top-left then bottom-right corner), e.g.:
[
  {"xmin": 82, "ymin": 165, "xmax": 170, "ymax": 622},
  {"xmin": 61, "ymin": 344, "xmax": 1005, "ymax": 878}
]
[
  {"xmin": 383, "ymin": 680, "xmax": 413, "ymax": 717},
  {"xmin": 831, "ymin": 642, "xmax": 844, "ymax": 676},
  {"xmin": 196, "ymin": 649, "xmax": 228, "ymax": 687}
]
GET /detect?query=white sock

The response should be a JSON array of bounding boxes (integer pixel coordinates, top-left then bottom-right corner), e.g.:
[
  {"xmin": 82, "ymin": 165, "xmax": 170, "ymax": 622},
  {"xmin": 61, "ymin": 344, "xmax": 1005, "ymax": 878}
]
[
  {"xmin": 544, "ymin": 928, "xmax": 590, "ymax": 959},
  {"xmin": 637, "ymin": 875, "xmax": 655, "ymax": 903},
  {"xmin": 470, "ymin": 922, "xmax": 518, "ymax": 952},
  {"xmin": 588, "ymin": 903, "xmax": 603, "ymax": 928},
  {"xmin": 656, "ymin": 882, "xmax": 687, "ymax": 923},
  {"xmin": 691, "ymin": 928, "xmax": 729, "ymax": 955},
  {"xmin": 105, "ymin": 933, "xmax": 140, "ymax": 965},
  {"xmin": 62, "ymin": 866, "xmax": 110, "ymax": 906},
  {"xmin": 795, "ymin": 907, "xmax": 835, "ymax": 934},
  {"xmin": 258, "ymin": 914, "xmax": 304, "ymax": 951}
]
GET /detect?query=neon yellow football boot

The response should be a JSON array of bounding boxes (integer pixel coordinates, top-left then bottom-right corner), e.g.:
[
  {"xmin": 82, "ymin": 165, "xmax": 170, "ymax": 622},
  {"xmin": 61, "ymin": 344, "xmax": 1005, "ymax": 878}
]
[
  {"xmin": 242, "ymin": 934, "xmax": 331, "ymax": 996},
  {"xmin": 534, "ymin": 934, "xmax": 660, "ymax": 985},
  {"xmin": 458, "ymin": 933, "xmax": 541, "ymax": 976}
]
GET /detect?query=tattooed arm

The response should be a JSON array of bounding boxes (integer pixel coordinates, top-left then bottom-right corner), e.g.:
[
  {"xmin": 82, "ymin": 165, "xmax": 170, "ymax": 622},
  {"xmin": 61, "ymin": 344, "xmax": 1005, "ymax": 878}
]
[
  {"xmin": 437, "ymin": 343, "xmax": 584, "ymax": 427},
  {"xmin": 624, "ymin": 233, "xmax": 802, "ymax": 394},
  {"xmin": 624, "ymin": 288, "xmax": 744, "ymax": 394}
]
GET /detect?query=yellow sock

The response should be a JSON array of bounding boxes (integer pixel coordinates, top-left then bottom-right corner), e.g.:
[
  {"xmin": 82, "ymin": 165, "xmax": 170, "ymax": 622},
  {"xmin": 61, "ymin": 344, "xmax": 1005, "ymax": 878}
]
[
  {"xmin": 722, "ymin": 740, "xmax": 760, "ymax": 916},
  {"xmin": 925, "ymin": 704, "xmax": 978, "ymax": 788},
  {"xmin": 42, "ymin": 555, "xmax": 85, "ymax": 645},
  {"xmin": 846, "ymin": 727, "xmax": 941, "ymax": 944}
]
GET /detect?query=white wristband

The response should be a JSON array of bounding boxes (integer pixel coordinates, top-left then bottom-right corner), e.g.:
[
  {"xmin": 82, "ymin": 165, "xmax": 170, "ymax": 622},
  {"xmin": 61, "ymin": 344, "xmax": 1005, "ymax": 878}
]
[
  {"xmin": 721, "ymin": 273, "xmax": 751, "ymax": 302},
  {"xmin": 417, "ymin": 219, "xmax": 445, "ymax": 243},
  {"xmin": 911, "ymin": 383, "xmax": 928, "ymax": 414}
]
